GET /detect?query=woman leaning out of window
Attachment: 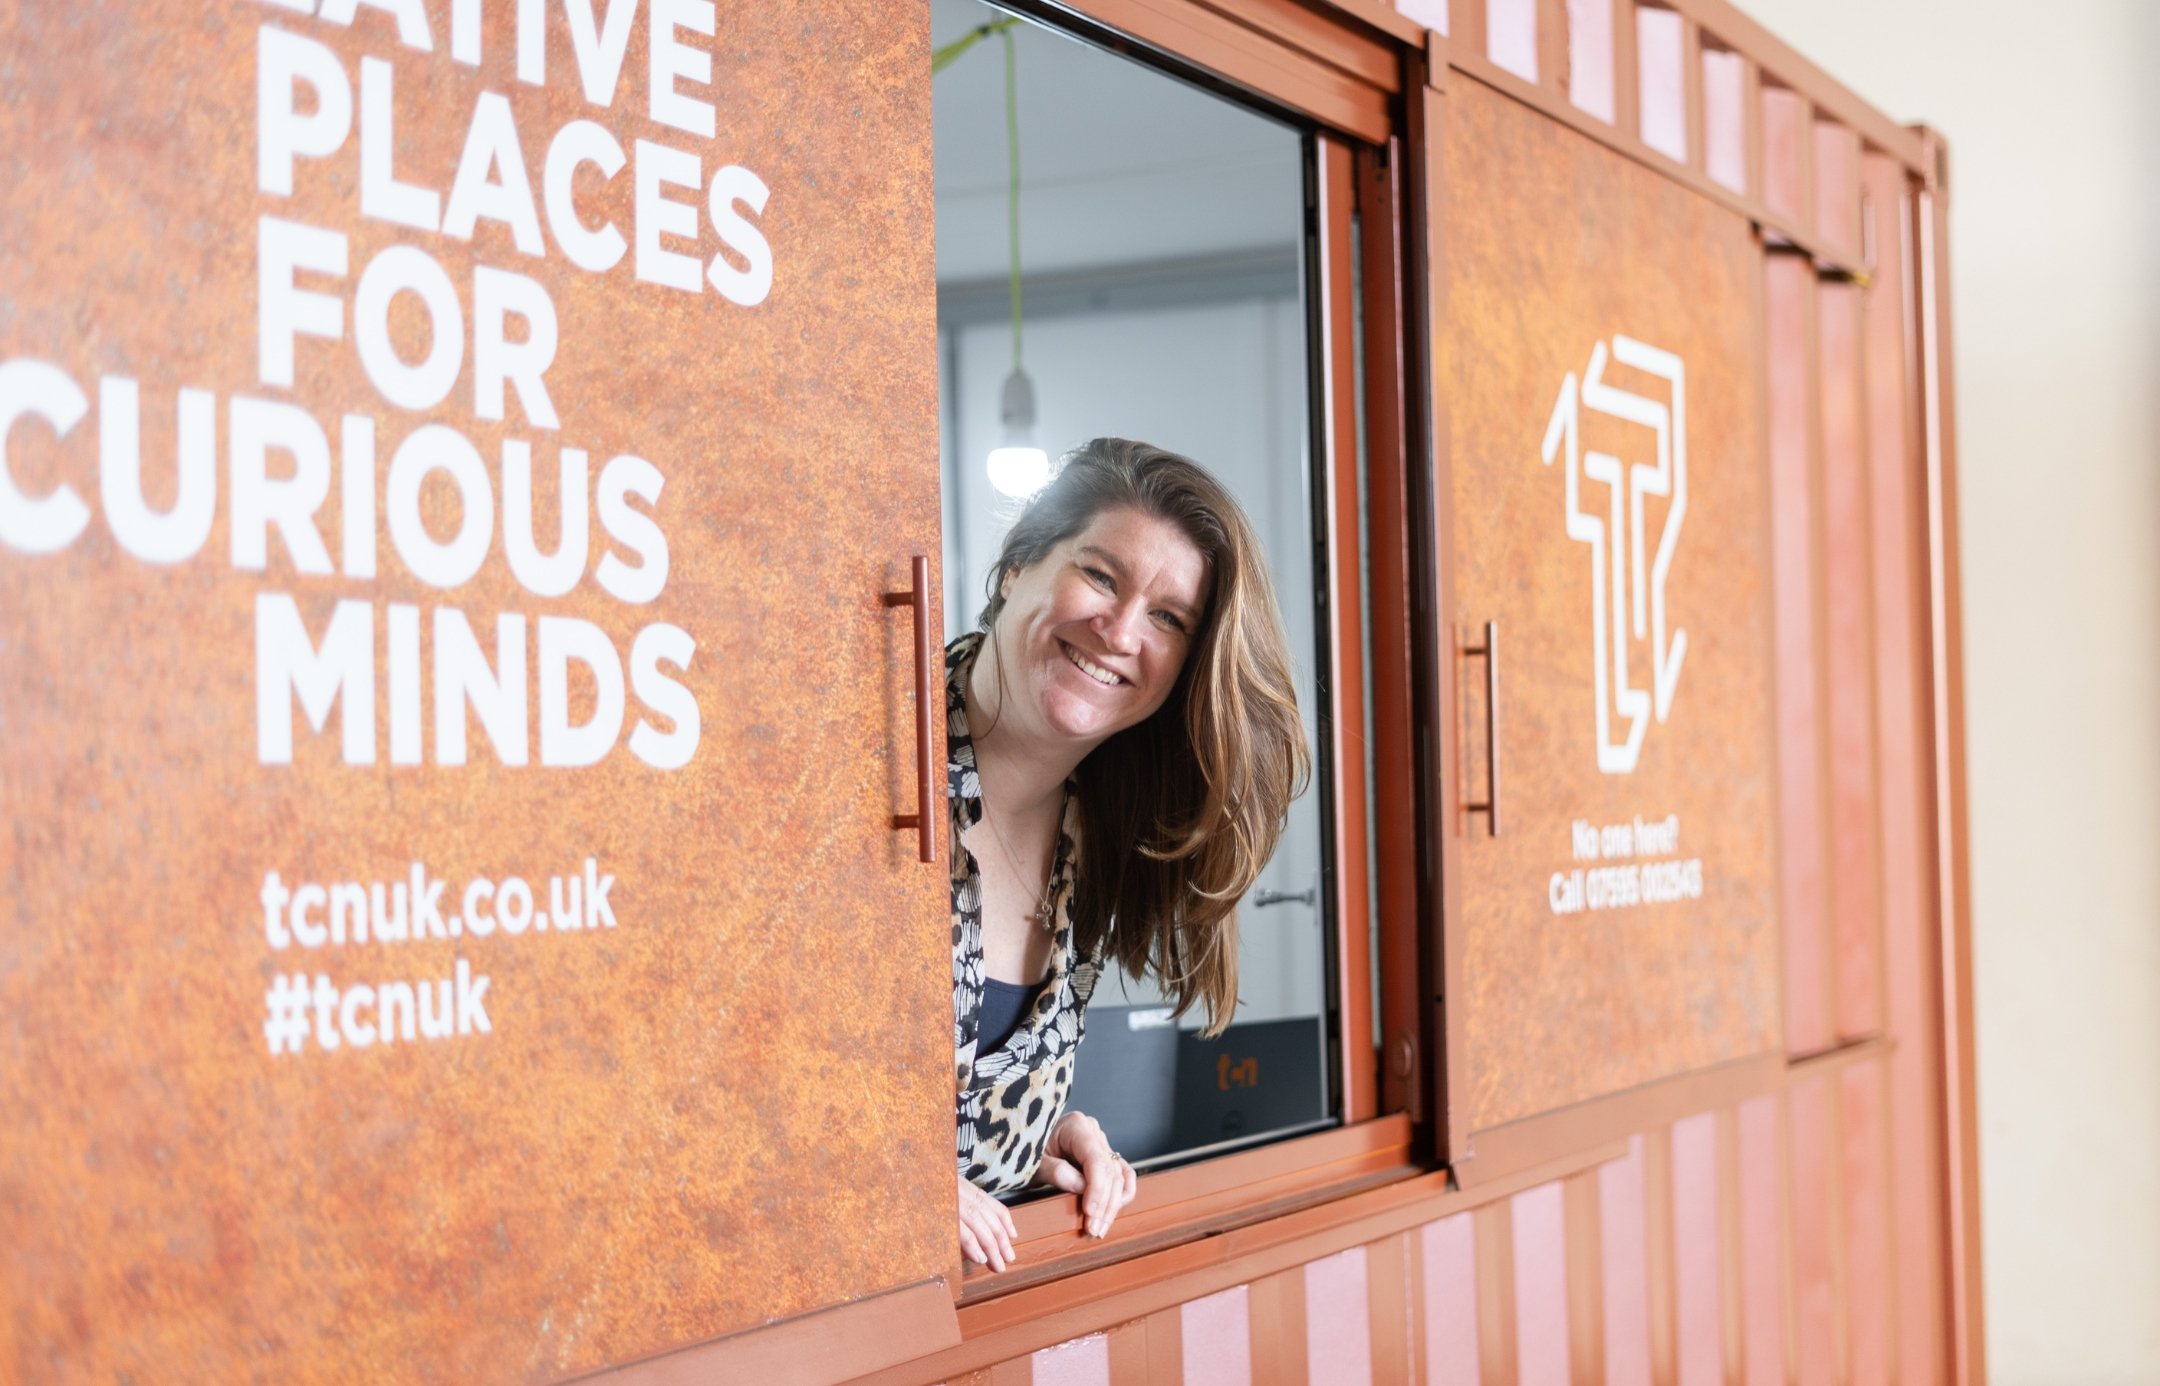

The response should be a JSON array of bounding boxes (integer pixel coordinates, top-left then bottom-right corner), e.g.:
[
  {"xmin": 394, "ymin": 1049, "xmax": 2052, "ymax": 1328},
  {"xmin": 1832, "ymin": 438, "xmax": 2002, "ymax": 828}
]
[{"xmin": 948, "ymin": 436, "xmax": 1310, "ymax": 1271}]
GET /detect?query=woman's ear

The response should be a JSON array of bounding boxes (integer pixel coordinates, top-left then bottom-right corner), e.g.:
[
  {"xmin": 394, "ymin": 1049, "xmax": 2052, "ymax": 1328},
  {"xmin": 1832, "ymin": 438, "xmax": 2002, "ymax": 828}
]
[{"xmin": 998, "ymin": 566, "xmax": 1014, "ymax": 602}]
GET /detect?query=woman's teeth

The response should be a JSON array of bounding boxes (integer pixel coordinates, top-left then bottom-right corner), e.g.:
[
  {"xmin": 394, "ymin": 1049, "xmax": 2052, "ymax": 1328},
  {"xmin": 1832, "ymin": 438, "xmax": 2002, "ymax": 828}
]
[{"xmin": 1065, "ymin": 645, "xmax": 1120, "ymax": 686}]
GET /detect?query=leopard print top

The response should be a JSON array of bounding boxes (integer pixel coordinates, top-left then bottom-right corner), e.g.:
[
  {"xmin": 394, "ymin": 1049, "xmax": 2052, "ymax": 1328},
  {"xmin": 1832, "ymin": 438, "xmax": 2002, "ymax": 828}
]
[{"xmin": 948, "ymin": 632, "xmax": 1106, "ymax": 1195}]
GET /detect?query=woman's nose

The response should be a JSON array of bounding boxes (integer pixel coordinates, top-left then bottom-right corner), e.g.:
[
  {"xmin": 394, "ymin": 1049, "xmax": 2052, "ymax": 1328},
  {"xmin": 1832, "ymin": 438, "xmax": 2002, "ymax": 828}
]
[{"xmin": 1093, "ymin": 600, "xmax": 1145, "ymax": 653}]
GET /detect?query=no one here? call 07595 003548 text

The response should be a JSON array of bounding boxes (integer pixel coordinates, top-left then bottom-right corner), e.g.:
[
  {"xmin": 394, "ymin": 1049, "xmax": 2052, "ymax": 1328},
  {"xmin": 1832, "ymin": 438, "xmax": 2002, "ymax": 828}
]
[{"xmin": 1547, "ymin": 814, "xmax": 1705, "ymax": 915}]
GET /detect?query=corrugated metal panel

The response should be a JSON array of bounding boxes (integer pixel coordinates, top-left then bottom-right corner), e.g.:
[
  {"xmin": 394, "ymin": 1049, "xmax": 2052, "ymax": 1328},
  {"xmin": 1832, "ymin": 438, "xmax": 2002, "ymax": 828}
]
[{"xmin": 984, "ymin": 1053, "xmax": 1936, "ymax": 1385}]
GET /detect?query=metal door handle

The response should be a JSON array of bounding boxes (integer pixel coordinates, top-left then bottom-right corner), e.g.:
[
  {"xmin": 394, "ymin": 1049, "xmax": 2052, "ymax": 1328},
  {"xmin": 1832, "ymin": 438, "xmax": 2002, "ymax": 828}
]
[
  {"xmin": 884, "ymin": 556, "xmax": 937, "ymax": 864},
  {"xmin": 1252, "ymin": 887, "xmax": 1317, "ymax": 908},
  {"xmin": 1462, "ymin": 619, "xmax": 1500, "ymax": 836}
]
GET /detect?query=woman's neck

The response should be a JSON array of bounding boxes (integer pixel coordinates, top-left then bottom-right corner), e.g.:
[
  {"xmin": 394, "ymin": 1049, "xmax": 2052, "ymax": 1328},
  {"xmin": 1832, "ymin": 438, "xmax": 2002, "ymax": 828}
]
[{"xmin": 966, "ymin": 633, "xmax": 1086, "ymax": 819}]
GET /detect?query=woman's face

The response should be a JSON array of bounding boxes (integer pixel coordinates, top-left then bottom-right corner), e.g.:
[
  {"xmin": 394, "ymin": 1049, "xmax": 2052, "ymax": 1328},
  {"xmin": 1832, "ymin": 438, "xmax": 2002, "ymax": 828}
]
[{"xmin": 993, "ymin": 506, "xmax": 1212, "ymax": 752}]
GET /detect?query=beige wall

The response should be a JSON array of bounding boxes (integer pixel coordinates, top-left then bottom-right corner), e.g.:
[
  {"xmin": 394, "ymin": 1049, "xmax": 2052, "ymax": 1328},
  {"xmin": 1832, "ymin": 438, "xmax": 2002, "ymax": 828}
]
[{"xmin": 1734, "ymin": 2, "xmax": 2160, "ymax": 1381}]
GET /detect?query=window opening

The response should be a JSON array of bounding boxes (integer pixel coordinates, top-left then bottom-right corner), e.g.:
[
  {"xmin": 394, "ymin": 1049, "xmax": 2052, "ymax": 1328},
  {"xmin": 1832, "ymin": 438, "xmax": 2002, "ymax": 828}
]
[{"xmin": 932, "ymin": 0, "xmax": 1345, "ymax": 1179}]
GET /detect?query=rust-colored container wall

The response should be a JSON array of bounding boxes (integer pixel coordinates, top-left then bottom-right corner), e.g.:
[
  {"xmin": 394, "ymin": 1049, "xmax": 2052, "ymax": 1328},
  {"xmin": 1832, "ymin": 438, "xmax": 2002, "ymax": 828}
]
[
  {"xmin": 0, "ymin": 2, "xmax": 947, "ymax": 1380},
  {"xmin": 1, "ymin": 0, "xmax": 1981, "ymax": 1381},
  {"xmin": 1438, "ymin": 73, "xmax": 1781, "ymax": 1145}
]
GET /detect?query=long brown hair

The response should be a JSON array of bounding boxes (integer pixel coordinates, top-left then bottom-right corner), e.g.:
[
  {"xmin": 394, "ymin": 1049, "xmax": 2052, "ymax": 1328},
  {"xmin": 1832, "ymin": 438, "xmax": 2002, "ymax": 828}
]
[{"xmin": 979, "ymin": 438, "xmax": 1310, "ymax": 1036}]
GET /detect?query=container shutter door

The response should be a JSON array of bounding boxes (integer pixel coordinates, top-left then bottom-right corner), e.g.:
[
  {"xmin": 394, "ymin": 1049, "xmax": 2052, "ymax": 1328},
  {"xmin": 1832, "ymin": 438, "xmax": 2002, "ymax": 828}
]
[
  {"xmin": 1422, "ymin": 77, "xmax": 1783, "ymax": 1179},
  {"xmin": 0, "ymin": 2, "xmax": 948, "ymax": 1377}
]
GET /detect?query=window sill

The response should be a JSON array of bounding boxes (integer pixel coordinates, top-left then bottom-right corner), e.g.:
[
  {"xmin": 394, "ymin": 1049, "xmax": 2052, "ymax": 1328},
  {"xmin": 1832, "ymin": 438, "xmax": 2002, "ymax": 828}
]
[{"xmin": 957, "ymin": 1112, "xmax": 1416, "ymax": 1303}]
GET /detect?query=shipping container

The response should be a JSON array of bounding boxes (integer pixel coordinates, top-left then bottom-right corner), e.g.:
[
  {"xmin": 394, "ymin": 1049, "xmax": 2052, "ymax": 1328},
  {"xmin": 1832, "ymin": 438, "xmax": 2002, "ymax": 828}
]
[{"xmin": 0, "ymin": 0, "xmax": 1979, "ymax": 1382}]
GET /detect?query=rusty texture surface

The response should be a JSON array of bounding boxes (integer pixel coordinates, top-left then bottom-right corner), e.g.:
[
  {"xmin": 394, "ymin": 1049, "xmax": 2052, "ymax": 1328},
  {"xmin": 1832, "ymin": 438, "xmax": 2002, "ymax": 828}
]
[
  {"xmin": 0, "ymin": 2, "xmax": 948, "ymax": 1381},
  {"xmin": 1437, "ymin": 81, "xmax": 1781, "ymax": 1136}
]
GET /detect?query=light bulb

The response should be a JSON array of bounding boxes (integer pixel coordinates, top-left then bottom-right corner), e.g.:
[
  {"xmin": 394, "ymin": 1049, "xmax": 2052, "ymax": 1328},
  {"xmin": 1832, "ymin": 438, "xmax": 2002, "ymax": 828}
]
[
  {"xmin": 987, "ymin": 446, "xmax": 1051, "ymax": 497},
  {"xmin": 987, "ymin": 367, "xmax": 1048, "ymax": 497}
]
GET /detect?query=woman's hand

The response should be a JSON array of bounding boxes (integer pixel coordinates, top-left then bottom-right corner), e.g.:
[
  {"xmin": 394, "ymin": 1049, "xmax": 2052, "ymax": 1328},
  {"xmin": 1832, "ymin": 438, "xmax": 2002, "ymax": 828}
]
[
  {"xmin": 957, "ymin": 1173, "xmax": 1018, "ymax": 1273},
  {"xmin": 1035, "ymin": 1110, "xmax": 1139, "ymax": 1238}
]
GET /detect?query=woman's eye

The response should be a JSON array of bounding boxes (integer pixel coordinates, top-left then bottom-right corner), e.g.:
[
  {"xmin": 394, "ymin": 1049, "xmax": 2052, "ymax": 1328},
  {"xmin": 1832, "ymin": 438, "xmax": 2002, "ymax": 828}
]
[
  {"xmin": 1082, "ymin": 567, "xmax": 1113, "ymax": 590},
  {"xmin": 1154, "ymin": 611, "xmax": 1187, "ymax": 634}
]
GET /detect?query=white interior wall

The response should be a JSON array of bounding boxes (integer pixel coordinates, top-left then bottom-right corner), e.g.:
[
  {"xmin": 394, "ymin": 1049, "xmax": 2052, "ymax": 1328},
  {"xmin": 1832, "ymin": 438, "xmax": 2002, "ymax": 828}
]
[
  {"xmin": 934, "ymin": 0, "xmax": 1331, "ymax": 1031},
  {"xmin": 930, "ymin": 0, "xmax": 1302, "ymax": 282},
  {"xmin": 1730, "ymin": 3, "xmax": 2160, "ymax": 1380},
  {"xmin": 943, "ymin": 300, "xmax": 1327, "ymax": 1025}
]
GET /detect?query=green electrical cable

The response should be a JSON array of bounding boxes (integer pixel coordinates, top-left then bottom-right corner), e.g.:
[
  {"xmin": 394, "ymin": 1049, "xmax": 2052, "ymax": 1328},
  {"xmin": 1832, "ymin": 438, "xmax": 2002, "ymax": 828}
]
[
  {"xmin": 931, "ymin": 16, "xmax": 1027, "ymax": 375},
  {"xmin": 1001, "ymin": 25, "xmax": 1022, "ymax": 373},
  {"xmin": 930, "ymin": 16, "xmax": 1018, "ymax": 76}
]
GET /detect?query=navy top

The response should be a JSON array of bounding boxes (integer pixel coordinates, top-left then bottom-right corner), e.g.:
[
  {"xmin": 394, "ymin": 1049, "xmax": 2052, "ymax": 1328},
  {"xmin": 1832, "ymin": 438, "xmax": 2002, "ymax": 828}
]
[{"xmin": 976, "ymin": 976, "xmax": 1047, "ymax": 1057}]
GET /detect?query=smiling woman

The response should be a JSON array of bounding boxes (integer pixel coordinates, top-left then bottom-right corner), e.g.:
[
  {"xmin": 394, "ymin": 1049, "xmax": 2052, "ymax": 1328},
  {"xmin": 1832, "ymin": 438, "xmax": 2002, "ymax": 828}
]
[{"xmin": 946, "ymin": 438, "xmax": 1310, "ymax": 1272}]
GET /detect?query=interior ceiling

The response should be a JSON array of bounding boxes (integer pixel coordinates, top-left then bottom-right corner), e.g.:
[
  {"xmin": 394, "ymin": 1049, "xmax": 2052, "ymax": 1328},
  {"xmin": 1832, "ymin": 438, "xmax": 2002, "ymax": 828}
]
[{"xmin": 931, "ymin": 0, "xmax": 1303, "ymax": 285}]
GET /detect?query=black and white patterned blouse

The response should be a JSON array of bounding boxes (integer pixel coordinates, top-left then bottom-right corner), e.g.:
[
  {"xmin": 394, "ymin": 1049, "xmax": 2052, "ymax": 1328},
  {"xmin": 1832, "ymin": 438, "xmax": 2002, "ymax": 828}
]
[{"xmin": 948, "ymin": 632, "xmax": 1106, "ymax": 1195}]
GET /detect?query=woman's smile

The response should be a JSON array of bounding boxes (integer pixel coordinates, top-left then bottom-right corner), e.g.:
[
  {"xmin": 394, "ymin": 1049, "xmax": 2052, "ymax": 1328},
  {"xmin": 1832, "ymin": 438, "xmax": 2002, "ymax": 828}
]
[{"xmin": 1058, "ymin": 640, "xmax": 1124, "ymax": 688}]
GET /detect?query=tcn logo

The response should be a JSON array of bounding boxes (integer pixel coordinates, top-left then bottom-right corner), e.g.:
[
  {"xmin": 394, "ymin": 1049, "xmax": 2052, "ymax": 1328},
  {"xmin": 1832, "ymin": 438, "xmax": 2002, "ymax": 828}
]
[{"xmin": 1541, "ymin": 336, "xmax": 1688, "ymax": 775}]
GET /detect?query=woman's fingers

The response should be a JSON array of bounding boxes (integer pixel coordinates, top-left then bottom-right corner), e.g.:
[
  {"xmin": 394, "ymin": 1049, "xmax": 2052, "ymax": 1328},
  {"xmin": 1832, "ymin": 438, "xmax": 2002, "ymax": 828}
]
[
  {"xmin": 1041, "ymin": 1122, "xmax": 1141, "ymax": 1239},
  {"xmin": 1085, "ymin": 1154, "xmax": 1137, "ymax": 1237},
  {"xmin": 989, "ymin": 1205, "xmax": 1015, "ymax": 1267},
  {"xmin": 1086, "ymin": 1155, "xmax": 1120, "ymax": 1236},
  {"xmin": 965, "ymin": 1206, "xmax": 1008, "ymax": 1271},
  {"xmin": 1039, "ymin": 1154, "xmax": 1086, "ymax": 1195},
  {"xmin": 958, "ymin": 1177, "xmax": 1017, "ymax": 1273}
]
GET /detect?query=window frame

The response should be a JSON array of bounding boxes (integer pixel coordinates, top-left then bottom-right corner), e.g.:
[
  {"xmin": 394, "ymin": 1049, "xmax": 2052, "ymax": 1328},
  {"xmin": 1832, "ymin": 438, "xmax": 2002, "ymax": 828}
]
[{"xmin": 944, "ymin": 0, "xmax": 1439, "ymax": 1306}]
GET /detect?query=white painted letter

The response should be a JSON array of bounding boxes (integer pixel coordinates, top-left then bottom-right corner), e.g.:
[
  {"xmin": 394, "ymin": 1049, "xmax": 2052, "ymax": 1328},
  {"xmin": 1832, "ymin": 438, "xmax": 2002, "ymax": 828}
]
[
  {"xmin": 442, "ymin": 91, "xmax": 545, "ymax": 256},
  {"xmin": 706, "ymin": 164, "xmax": 773, "ymax": 306},
  {"xmin": 256, "ymin": 592, "xmax": 375, "ymax": 764},
  {"xmin": 340, "ymin": 983, "xmax": 379, "ymax": 1047},
  {"xmin": 354, "ymin": 243, "xmax": 464, "ymax": 411},
  {"xmin": 291, "ymin": 883, "xmax": 328, "ymax": 947},
  {"xmin": 360, "ymin": 58, "xmax": 443, "ymax": 231},
  {"xmin": 258, "ymin": 27, "xmax": 352, "ymax": 196},
  {"xmin": 502, "ymin": 440, "xmax": 587, "ymax": 597},
  {"xmin": 473, "ymin": 266, "xmax": 559, "ymax": 428},
  {"xmin": 517, "ymin": 0, "xmax": 546, "ymax": 83},
  {"xmin": 436, "ymin": 607, "xmax": 529, "ymax": 766},
  {"xmin": 594, "ymin": 452, "xmax": 667, "ymax": 603},
  {"xmin": 230, "ymin": 396, "xmax": 335, "ymax": 574},
  {"xmin": 543, "ymin": 120, "xmax": 628, "ymax": 272},
  {"xmin": 0, "ymin": 360, "xmax": 90, "ymax": 555},
  {"xmin": 629, "ymin": 622, "xmax": 698, "ymax": 769},
  {"xmin": 563, "ymin": 0, "xmax": 639, "ymax": 105},
  {"xmin": 633, "ymin": 139, "xmax": 702, "ymax": 292},
  {"xmin": 649, "ymin": 0, "xmax": 715, "ymax": 138},
  {"xmin": 99, "ymin": 377, "xmax": 217, "ymax": 564},
  {"xmin": 538, "ymin": 615, "xmax": 624, "ymax": 766},
  {"xmin": 258, "ymin": 216, "xmax": 348, "ymax": 388},
  {"xmin": 451, "ymin": 0, "xmax": 482, "ymax": 64},
  {"xmin": 385, "ymin": 423, "xmax": 493, "ymax": 588}
]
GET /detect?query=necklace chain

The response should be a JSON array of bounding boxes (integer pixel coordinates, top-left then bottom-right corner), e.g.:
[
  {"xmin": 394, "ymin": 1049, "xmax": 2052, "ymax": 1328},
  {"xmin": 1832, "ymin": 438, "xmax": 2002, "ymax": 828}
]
[
  {"xmin": 976, "ymin": 797, "xmax": 1059, "ymax": 930},
  {"xmin": 967, "ymin": 633, "xmax": 1059, "ymax": 931}
]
